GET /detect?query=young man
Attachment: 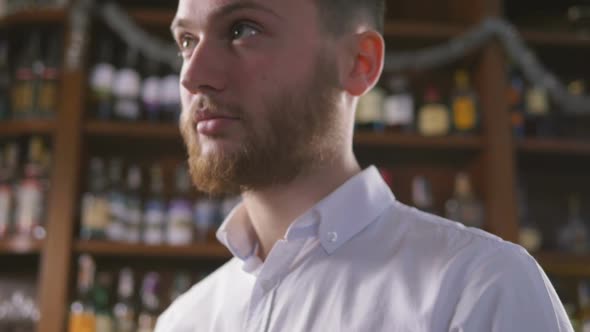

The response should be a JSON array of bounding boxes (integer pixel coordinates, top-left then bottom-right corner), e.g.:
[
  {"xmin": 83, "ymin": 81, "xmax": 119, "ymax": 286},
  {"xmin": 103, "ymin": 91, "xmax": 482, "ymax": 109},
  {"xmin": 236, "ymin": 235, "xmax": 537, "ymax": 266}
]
[{"xmin": 158, "ymin": 0, "xmax": 573, "ymax": 330}]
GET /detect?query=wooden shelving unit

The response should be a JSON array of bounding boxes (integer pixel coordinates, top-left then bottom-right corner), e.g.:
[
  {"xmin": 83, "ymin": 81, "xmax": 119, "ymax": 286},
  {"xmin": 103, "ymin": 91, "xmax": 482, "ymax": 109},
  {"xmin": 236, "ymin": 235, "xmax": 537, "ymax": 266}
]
[
  {"xmin": 0, "ymin": 120, "xmax": 55, "ymax": 136},
  {"xmin": 74, "ymin": 240, "xmax": 231, "ymax": 259},
  {"xmin": 0, "ymin": 1, "xmax": 585, "ymax": 331}
]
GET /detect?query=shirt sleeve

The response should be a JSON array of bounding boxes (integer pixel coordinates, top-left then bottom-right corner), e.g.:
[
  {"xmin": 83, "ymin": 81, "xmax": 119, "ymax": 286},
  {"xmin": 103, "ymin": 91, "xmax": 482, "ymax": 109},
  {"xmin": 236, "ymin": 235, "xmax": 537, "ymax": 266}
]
[{"xmin": 448, "ymin": 245, "xmax": 574, "ymax": 332}]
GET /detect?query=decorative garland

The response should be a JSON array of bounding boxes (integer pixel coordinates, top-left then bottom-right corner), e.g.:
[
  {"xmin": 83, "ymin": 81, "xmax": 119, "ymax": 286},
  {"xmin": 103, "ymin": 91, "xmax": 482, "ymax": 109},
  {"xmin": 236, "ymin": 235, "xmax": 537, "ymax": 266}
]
[{"xmin": 68, "ymin": 0, "xmax": 590, "ymax": 114}]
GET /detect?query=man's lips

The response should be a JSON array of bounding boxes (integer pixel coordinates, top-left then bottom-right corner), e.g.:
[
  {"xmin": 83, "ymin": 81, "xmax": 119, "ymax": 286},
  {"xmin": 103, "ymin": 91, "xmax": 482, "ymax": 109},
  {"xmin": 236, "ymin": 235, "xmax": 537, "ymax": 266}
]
[{"xmin": 194, "ymin": 112, "xmax": 240, "ymax": 136}]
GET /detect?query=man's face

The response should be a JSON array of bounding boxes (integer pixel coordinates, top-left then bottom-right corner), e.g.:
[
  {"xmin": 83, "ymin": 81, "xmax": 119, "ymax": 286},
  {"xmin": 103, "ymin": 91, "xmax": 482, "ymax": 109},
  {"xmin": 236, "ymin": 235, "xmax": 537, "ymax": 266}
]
[{"xmin": 173, "ymin": 0, "xmax": 344, "ymax": 195}]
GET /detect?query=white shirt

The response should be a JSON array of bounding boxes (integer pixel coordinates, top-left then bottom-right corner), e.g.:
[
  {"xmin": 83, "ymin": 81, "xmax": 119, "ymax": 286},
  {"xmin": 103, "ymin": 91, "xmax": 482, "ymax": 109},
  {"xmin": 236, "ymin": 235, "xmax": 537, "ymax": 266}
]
[{"xmin": 155, "ymin": 166, "xmax": 573, "ymax": 332}]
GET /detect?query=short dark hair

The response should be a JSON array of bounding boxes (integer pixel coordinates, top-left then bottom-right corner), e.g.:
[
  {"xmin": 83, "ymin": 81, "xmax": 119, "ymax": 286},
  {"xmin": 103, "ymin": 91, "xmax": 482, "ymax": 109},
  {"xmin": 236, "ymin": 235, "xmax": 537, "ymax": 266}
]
[{"xmin": 316, "ymin": 0, "xmax": 386, "ymax": 35}]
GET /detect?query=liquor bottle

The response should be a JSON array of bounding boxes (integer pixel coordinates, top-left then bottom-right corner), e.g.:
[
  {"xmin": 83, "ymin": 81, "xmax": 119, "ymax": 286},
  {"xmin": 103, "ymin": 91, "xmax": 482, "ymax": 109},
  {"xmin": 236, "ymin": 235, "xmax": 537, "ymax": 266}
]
[
  {"xmin": 94, "ymin": 271, "xmax": 114, "ymax": 332},
  {"xmin": 113, "ymin": 47, "xmax": 141, "ymax": 121},
  {"xmin": 160, "ymin": 66, "xmax": 181, "ymax": 123},
  {"xmin": 113, "ymin": 268, "xmax": 136, "ymax": 332},
  {"xmin": 12, "ymin": 32, "xmax": 41, "ymax": 119},
  {"xmin": 89, "ymin": 38, "xmax": 115, "ymax": 120},
  {"xmin": 193, "ymin": 198, "xmax": 219, "ymax": 242},
  {"xmin": 124, "ymin": 165, "xmax": 142, "ymax": 243},
  {"xmin": 80, "ymin": 158, "xmax": 110, "ymax": 240},
  {"xmin": 445, "ymin": 173, "xmax": 485, "ymax": 229},
  {"xmin": 355, "ymin": 85, "xmax": 385, "ymax": 132},
  {"xmin": 411, "ymin": 175, "xmax": 435, "ymax": 215},
  {"xmin": 137, "ymin": 272, "xmax": 161, "ymax": 332},
  {"xmin": 557, "ymin": 195, "xmax": 589, "ymax": 253},
  {"xmin": 14, "ymin": 136, "xmax": 46, "ymax": 239},
  {"xmin": 141, "ymin": 58, "xmax": 161, "ymax": 122},
  {"xmin": 169, "ymin": 272, "xmax": 192, "ymax": 303},
  {"xmin": 143, "ymin": 165, "xmax": 165, "ymax": 245},
  {"xmin": 68, "ymin": 254, "xmax": 97, "ymax": 332},
  {"xmin": 516, "ymin": 183, "xmax": 542, "ymax": 253},
  {"xmin": 106, "ymin": 159, "xmax": 126, "ymax": 242},
  {"xmin": 525, "ymin": 83, "xmax": 552, "ymax": 137},
  {"xmin": 417, "ymin": 86, "xmax": 450, "ymax": 137},
  {"xmin": 507, "ymin": 72, "xmax": 525, "ymax": 138},
  {"xmin": 167, "ymin": 164, "xmax": 193, "ymax": 245},
  {"xmin": 0, "ymin": 41, "xmax": 11, "ymax": 120},
  {"xmin": 0, "ymin": 143, "xmax": 17, "ymax": 238},
  {"xmin": 451, "ymin": 70, "xmax": 479, "ymax": 134},
  {"xmin": 383, "ymin": 77, "xmax": 414, "ymax": 133},
  {"xmin": 37, "ymin": 32, "xmax": 61, "ymax": 118}
]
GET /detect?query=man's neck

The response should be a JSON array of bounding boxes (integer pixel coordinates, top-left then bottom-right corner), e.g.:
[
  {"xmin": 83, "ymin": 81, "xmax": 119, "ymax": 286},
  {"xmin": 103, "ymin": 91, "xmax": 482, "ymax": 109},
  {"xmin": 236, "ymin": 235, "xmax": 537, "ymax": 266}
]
[{"xmin": 242, "ymin": 153, "xmax": 361, "ymax": 261}]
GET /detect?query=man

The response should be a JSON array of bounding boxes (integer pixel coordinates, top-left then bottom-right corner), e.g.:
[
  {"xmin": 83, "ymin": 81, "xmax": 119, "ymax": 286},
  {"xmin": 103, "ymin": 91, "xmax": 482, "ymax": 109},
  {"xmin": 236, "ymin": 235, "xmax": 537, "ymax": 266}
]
[{"xmin": 158, "ymin": 0, "xmax": 573, "ymax": 330}]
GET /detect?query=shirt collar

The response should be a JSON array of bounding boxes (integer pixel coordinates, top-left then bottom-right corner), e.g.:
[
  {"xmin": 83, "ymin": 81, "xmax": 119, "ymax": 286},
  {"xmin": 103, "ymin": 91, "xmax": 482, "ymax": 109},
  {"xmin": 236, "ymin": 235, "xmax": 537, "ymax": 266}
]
[{"xmin": 216, "ymin": 165, "xmax": 396, "ymax": 260}]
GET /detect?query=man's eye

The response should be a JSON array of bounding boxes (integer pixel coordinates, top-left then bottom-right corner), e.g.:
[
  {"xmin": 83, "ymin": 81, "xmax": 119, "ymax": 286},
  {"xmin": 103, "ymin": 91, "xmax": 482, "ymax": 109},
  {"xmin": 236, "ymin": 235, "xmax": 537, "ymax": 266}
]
[
  {"xmin": 230, "ymin": 23, "xmax": 259, "ymax": 40},
  {"xmin": 180, "ymin": 35, "xmax": 196, "ymax": 50}
]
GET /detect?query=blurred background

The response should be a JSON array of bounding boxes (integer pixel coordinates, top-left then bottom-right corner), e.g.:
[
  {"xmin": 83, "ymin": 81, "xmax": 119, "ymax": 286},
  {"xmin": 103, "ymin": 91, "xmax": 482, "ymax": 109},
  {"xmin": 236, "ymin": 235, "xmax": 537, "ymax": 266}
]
[{"xmin": 1, "ymin": 0, "xmax": 590, "ymax": 331}]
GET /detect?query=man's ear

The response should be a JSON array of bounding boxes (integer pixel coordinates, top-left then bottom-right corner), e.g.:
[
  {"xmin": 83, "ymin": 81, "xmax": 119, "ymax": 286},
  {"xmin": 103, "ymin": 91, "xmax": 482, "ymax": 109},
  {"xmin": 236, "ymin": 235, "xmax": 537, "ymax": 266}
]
[{"xmin": 340, "ymin": 30, "xmax": 385, "ymax": 97}]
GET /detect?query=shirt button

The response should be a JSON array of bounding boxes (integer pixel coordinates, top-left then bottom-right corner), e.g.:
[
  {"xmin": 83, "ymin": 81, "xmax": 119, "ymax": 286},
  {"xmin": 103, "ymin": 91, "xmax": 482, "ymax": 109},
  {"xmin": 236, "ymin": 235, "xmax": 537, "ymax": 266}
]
[
  {"xmin": 327, "ymin": 231, "xmax": 338, "ymax": 243},
  {"xmin": 260, "ymin": 278, "xmax": 276, "ymax": 292}
]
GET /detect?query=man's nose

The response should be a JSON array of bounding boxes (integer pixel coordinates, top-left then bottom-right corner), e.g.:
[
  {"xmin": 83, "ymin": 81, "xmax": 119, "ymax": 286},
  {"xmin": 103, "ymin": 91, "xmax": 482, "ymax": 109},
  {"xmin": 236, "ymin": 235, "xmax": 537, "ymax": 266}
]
[{"xmin": 180, "ymin": 38, "xmax": 226, "ymax": 94}]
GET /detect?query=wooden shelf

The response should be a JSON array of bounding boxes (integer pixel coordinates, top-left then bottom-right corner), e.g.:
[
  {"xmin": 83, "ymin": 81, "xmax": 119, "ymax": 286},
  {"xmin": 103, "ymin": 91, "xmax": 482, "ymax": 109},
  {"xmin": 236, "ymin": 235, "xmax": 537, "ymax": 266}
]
[
  {"xmin": 129, "ymin": 9, "xmax": 174, "ymax": 27},
  {"xmin": 520, "ymin": 29, "xmax": 590, "ymax": 48},
  {"xmin": 0, "ymin": 120, "xmax": 55, "ymax": 136},
  {"xmin": 535, "ymin": 252, "xmax": 590, "ymax": 278},
  {"xmin": 383, "ymin": 21, "xmax": 466, "ymax": 39},
  {"xmin": 85, "ymin": 121, "xmax": 180, "ymax": 138},
  {"xmin": 517, "ymin": 138, "xmax": 590, "ymax": 156},
  {"xmin": 0, "ymin": 237, "xmax": 43, "ymax": 255},
  {"xmin": 74, "ymin": 240, "xmax": 231, "ymax": 259},
  {"xmin": 0, "ymin": 8, "xmax": 66, "ymax": 27},
  {"xmin": 354, "ymin": 132, "xmax": 483, "ymax": 150}
]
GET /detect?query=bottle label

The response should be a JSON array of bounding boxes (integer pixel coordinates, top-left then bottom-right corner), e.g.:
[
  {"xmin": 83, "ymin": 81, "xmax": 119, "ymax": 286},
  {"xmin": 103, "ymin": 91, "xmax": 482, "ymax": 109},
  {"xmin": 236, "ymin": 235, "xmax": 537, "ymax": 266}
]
[
  {"xmin": 383, "ymin": 94, "xmax": 414, "ymax": 126},
  {"xmin": 356, "ymin": 89, "xmax": 384, "ymax": 124},
  {"xmin": 38, "ymin": 80, "xmax": 58, "ymax": 116},
  {"xmin": 453, "ymin": 97, "xmax": 476, "ymax": 131},
  {"xmin": 90, "ymin": 63, "xmax": 115, "ymax": 91},
  {"xmin": 418, "ymin": 105, "xmax": 449, "ymax": 136},
  {"xmin": 526, "ymin": 88, "xmax": 549, "ymax": 116},
  {"xmin": 95, "ymin": 315, "xmax": 113, "ymax": 332},
  {"xmin": 68, "ymin": 313, "xmax": 97, "ymax": 332},
  {"xmin": 81, "ymin": 193, "xmax": 110, "ymax": 234},
  {"xmin": 12, "ymin": 81, "xmax": 34, "ymax": 116}
]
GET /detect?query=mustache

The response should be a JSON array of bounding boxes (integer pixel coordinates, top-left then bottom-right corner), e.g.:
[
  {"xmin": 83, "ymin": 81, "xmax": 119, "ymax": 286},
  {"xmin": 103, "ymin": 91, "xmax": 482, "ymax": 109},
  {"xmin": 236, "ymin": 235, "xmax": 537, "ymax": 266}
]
[{"xmin": 188, "ymin": 95, "xmax": 242, "ymax": 119}]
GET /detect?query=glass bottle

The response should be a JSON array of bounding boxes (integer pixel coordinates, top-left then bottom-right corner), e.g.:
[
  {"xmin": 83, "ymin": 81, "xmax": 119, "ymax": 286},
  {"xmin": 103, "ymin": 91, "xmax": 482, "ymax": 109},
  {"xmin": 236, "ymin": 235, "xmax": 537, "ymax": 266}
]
[
  {"xmin": 167, "ymin": 164, "xmax": 193, "ymax": 245},
  {"xmin": 12, "ymin": 31, "xmax": 41, "ymax": 119},
  {"xmin": 411, "ymin": 175, "xmax": 435, "ymax": 215},
  {"xmin": 80, "ymin": 157, "xmax": 110, "ymax": 240},
  {"xmin": 89, "ymin": 37, "xmax": 115, "ymax": 120},
  {"xmin": 113, "ymin": 47, "xmax": 141, "ymax": 122},
  {"xmin": 37, "ymin": 32, "xmax": 61, "ymax": 118},
  {"xmin": 94, "ymin": 271, "xmax": 114, "ymax": 332},
  {"xmin": 68, "ymin": 254, "xmax": 97, "ymax": 332},
  {"xmin": 507, "ymin": 72, "xmax": 525, "ymax": 138},
  {"xmin": 383, "ymin": 76, "xmax": 414, "ymax": 133},
  {"xmin": 160, "ymin": 66, "xmax": 181, "ymax": 123},
  {"xmin": 557, "ymin": 195, "xmax": 589, "ymax": 253},
  {"xmin": 193, "ymin": 198, "xmax": 219, "ymax": 243},
  {"xmin": 417, "ymin": 86, "xmax": 450, "ymax": 137},
  {"xmin": 0, "ymin": 41, "xmax": 11, "ymax": 120},
  {"xmin": 451, "ymin": 70, "xmax": 479, "ymax": 135},
  {"xmin": 169, "ymin": 272, "xmax": 192, "ymax": 304},
  {"xmin": 356, "ymin": 85, "xmax": 385, "ymax": 132},
  {"xmin": 141, "ymin": 58, "xmax": 161, "ymax": 123},
  {"xmin": 124, "ymin": 165, "xmax": 142, "ymax": 244},
  {"xmin": 106, "ymin": 159, "xmax": 126, "ymax": 242},
  {"xmin": 445, "ymin": 172, "xmax": 485, "ymax": 229},
  {"xmin": 0, "ymin": 143, "xmax": 17, "ymax": 238},
  {"xmin": 143, "ymin": 165, "xmax": 165, "ymax": 245},
  {"xmin": 113, "ymin": 268, "xmax": 136, "ymax": 332},
  {"xmin": 137, "ymin": 272, "xmax": 161, "ymax": 332},
  {"xmin": 525, "ymin": 83, "xmax": 552, "ymax": 137}
]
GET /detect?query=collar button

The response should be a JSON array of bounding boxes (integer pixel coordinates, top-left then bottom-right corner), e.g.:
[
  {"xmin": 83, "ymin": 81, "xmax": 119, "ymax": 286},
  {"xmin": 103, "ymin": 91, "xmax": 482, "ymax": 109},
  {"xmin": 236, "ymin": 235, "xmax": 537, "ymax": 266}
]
[{"xmin": 326, "ymin": 231, "xmax": 338, "ymax": 243}]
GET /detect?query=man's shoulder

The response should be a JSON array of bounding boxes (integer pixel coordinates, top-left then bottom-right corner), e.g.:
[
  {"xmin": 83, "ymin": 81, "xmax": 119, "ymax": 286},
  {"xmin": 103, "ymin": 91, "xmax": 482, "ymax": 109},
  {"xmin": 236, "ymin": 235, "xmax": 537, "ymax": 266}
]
[{"xmin": 155, "ymin": 258, "xmax": 243, "ymax": 331}]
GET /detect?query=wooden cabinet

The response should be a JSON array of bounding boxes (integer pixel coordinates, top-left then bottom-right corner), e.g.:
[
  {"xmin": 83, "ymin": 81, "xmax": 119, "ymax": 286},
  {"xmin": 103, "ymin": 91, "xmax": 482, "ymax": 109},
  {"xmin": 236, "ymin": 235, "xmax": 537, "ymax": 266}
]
[{"xmin": 1, "ymin": 0, "xmax": 589, "ymax": 331}]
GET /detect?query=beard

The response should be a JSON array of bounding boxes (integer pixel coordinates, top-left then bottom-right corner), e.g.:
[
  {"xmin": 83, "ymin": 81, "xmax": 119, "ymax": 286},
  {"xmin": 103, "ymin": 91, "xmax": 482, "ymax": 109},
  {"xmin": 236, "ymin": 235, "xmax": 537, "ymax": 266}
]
[{"xmin": 180, "ymin": 53, "xmax": 342, "ymax": 196}]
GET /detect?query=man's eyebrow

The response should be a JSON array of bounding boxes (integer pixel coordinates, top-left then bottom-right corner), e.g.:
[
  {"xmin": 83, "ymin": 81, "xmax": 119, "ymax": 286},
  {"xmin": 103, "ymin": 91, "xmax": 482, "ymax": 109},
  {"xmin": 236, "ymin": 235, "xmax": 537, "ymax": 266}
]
[{"xmin": 170, "ymin": 1, "xmax": 282, "ymax": 32}]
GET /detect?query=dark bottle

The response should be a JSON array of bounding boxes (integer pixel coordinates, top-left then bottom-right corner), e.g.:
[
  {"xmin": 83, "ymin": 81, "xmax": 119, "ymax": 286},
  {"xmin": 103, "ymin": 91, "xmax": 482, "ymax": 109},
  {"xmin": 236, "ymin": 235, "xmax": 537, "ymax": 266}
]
[
  {"xmin": 12, "ymin": 31, "xmax": 42, "ymax": 119},
  {"xmin": 113, "ymin": 47, "xmax": 141, "ymax": 122},
  {"xmin": 124, "ymin": 165, "xmax": 143, "ymax": 243},
  {"xmin": 113, "ymin": 268, "xmax": 136, "ymax": 332},
  {"xmin": 89, "ymin": 38, "xmax": 115, "ymax": 120},
  {"xmin": 137, "ymin": 272, "xmax": 161, "ymax": 332},
  {"xmin": 0, "ymin": 41, "xmax": 11, "ymax": 120},
  {"xmin": 445, "ymin": 172, "xmax": 485, "ymax": 229},
  {"xmin": 106, "ymin": 159, "xmax": 126, "ymax": 242},
  {"xmin": 141, "ymin": 58, "xmax": 162, "ymax": 122},
  {"xmin": 0, "ymin": 143, "xmax": 15, "ymax": 238},
  {"xmin": 37, "ymin": 32, "xmax": 61, "ymax": 118},
  {"xmin": 143, "ymin": 165, "xmax": 165, "ymax": 245},
  {"xmin": 169, "ymin": 272, "xmax": 192, "ymax": 304},
  {"xmin": 80, "ymin": 157, "xmax": 110, "ymax": 240},
  {"xmin": 166, "ymin": 164, "xmax": 193, "ymax": 245},
  {"xmin": 94, "ymin": 271, "xmax": 114, "ymax": 332}
]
